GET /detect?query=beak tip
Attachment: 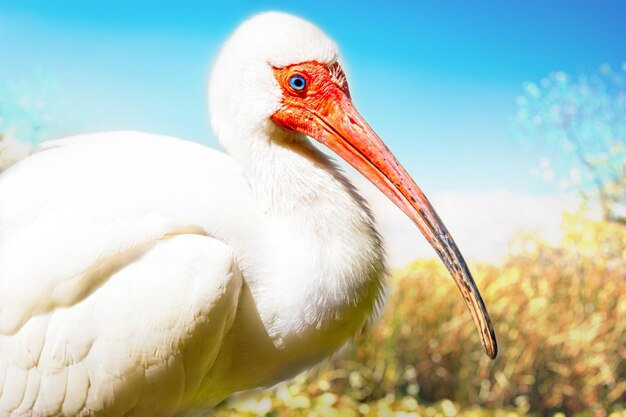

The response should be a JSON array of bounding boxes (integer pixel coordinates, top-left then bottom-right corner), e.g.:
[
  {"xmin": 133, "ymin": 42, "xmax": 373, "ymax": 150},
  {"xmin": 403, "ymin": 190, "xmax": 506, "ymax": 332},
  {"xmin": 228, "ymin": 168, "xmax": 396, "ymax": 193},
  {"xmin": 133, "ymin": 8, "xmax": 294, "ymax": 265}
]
[{"xmin": 483, "ymin": 330, "xmax": 498, "ymax": 360}]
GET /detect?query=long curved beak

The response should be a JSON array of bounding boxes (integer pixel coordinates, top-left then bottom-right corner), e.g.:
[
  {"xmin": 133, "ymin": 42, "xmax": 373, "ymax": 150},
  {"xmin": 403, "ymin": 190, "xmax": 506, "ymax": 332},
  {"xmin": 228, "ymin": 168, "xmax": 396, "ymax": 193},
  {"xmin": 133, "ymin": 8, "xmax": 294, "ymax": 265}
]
[{"xmin": 309, "ymin": 89, "xmax": 498, "ymax": 359}]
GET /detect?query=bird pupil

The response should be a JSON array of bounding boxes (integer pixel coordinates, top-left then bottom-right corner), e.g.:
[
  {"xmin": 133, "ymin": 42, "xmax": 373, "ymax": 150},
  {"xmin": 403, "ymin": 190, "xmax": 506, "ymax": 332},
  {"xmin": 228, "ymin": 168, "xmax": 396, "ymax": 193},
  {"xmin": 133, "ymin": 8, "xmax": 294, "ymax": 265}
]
[{"xmin": 290, "ymin": 76, "xmax": 305, "ymax": 90}]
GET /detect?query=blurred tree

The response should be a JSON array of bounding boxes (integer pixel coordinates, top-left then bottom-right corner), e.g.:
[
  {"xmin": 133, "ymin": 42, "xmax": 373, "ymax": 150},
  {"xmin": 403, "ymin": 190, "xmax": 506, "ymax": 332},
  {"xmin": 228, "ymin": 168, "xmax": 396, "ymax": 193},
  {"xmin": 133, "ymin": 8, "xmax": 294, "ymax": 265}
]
[
  {"xmin": 0, "ymin": 72, "xmax": 66, "ymax": 170},
  {"xmin": 514, "ymin": 63, "xmax": 626, "ymax": 225}
]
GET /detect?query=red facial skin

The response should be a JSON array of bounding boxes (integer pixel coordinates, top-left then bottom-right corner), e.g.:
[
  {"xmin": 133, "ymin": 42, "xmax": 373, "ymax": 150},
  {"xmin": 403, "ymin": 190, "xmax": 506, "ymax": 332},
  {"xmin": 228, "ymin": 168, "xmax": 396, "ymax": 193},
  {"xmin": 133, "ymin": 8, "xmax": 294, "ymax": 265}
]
[
  {"xmin": 271, "ymin": 61, "xmax": 498, "ymax": 360},
  {"xmin": 271, "ymin": 62, "xmax": 350, "ymax": 142}
]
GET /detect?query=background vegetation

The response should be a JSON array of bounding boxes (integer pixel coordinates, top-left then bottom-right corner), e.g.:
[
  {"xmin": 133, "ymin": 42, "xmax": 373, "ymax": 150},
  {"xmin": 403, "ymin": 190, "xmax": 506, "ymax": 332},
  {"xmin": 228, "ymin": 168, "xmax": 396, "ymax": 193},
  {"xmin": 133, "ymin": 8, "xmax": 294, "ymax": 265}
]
[
  {"xmin": 514, "ymin": 63, "xmax": 626, "ymax": 225},
  {"xmin": 0, "ymin": 72, "xmax": 65, "ymax": 171},
  {"xmin": 215, "ymin": 210, "xmax": 625, "ymax": 417}
]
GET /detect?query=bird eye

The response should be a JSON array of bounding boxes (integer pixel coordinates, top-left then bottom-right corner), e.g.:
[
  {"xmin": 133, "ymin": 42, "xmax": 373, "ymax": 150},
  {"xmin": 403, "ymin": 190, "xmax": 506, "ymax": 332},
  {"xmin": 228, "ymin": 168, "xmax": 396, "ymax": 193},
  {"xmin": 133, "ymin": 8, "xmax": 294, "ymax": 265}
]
[{"xmin": 288, "ymin": 75, "xmax": 306, "ymax": 91}]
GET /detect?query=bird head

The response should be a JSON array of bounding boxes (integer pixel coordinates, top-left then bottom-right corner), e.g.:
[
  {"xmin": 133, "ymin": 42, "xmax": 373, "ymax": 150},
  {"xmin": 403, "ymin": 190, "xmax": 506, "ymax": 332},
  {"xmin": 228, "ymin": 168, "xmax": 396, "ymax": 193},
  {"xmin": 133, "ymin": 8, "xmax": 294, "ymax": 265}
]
[{"xmin": 209, "ymin": 12, "xmax": 497, "ymax": 359}]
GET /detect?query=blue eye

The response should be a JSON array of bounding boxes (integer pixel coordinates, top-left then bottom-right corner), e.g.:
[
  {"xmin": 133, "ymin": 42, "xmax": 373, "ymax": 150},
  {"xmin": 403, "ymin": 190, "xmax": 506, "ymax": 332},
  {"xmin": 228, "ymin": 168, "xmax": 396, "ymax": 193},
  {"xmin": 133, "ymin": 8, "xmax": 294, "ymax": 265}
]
[{"xmin": 289, "ymin": 75, "xmax": 306, "ymax": 91}]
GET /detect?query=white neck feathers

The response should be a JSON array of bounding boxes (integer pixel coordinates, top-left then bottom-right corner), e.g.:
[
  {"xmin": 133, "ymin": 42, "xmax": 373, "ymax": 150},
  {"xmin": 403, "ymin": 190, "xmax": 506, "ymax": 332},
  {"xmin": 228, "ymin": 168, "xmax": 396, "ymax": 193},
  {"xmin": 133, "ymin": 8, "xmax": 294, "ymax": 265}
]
[{"xmin": 224, "ymin": 126, "xmax": 385, "ymax": 344}]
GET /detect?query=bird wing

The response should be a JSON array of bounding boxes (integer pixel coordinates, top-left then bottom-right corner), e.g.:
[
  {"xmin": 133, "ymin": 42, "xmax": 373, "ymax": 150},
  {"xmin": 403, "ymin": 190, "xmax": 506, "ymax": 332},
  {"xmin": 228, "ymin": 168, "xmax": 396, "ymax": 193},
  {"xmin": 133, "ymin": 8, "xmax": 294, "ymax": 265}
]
[
  {"xmin": 0, "ymin": 131, "xmax": 258, "ymax": 335},
  {"xmin": 0, "ymin": 234, "xmax": 242, "ymax": 416}
]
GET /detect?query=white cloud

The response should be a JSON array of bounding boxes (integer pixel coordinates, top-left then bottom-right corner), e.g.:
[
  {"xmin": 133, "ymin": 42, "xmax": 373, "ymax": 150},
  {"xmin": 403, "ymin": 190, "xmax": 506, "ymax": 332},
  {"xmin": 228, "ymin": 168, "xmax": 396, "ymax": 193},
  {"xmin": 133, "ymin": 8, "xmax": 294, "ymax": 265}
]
[{"xmin": 355, "ymin": 178, "xmax": 578, "ymax": 267}]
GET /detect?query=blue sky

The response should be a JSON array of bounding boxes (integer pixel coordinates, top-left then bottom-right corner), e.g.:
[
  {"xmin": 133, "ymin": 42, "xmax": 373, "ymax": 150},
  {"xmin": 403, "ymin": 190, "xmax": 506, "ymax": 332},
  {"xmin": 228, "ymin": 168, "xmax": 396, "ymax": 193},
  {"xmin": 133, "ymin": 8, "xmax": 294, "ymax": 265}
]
[{"xmin": 1, "ymin": 0, "xmax": 625, "ymax": 196}]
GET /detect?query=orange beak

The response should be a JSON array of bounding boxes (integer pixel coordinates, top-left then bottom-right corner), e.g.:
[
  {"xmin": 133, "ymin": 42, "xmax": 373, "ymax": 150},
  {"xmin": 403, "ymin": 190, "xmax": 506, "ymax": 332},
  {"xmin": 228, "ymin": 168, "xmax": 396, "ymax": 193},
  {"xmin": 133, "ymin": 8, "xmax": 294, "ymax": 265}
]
[{"xmin": 272, "ymin": 63, "xmax": 498, "ymax": 359}]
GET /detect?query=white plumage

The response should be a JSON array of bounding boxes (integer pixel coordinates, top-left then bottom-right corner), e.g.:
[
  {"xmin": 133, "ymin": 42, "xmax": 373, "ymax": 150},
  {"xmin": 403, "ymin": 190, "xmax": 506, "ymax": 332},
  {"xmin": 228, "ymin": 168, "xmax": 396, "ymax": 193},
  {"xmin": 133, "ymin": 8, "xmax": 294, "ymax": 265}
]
[
  {"xmin": 0, "ymin": 14, "xmax": 384, "ymax": 415},
  {"xmin": 0, "ymin": 11, "xmax": 496, "ymax": 417}
]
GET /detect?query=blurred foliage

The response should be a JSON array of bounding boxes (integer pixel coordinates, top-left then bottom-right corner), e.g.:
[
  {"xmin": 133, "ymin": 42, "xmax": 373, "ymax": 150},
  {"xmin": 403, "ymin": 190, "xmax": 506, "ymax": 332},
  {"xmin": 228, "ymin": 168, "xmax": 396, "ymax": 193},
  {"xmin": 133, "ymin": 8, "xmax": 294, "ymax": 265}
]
[
  {"xmin": 514, "ymin": 63, "xmax": 626, "ymax": 225},
  {"xmin": 0, "ymin": 71, "xmax": 64, "ymax": 142},
  {"xmin": 215, "ymin": 210, "xmax": 625, "ymax": 416},
  {"xmin": 0, "ymin": 71, "xmax": 66, "ymax": 170}
]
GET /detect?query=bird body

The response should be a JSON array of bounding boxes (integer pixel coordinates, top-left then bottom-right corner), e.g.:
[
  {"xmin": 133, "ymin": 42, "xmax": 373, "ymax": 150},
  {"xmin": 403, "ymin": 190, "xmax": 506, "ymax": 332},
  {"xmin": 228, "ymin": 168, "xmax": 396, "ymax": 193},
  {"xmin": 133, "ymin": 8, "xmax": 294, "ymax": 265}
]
[
  {"xmin": 0, "ymin": 11, "xmax": 495, "ymax": 416},
  {"xmin": 0, "ymin": 130, "xmax": 383, "ymax": 415}
]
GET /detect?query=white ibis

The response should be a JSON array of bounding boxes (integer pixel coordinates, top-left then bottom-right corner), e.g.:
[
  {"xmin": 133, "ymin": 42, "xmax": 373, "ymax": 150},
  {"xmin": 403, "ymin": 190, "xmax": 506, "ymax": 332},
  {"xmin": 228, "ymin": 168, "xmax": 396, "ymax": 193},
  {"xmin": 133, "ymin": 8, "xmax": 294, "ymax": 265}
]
[{"xmin": 0, "ymin": 12, "xmax": 496, "ymax": 417}]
